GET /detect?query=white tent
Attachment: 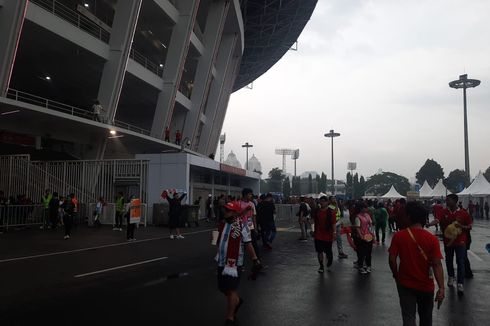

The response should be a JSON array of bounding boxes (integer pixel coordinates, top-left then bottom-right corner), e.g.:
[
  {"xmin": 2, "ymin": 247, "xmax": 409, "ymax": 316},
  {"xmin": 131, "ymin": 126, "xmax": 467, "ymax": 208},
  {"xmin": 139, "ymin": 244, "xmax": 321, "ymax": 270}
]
[
  {"xmin": 458, "ymin": 172, "xmax": 490, "ymax": 197},
  {"xmin": 381, "ymin": 185, "xmax": 406, "ymax": 199},
  {"xmin": 429, "ymin": 180, "xmax": 451, "ymax": 198},
  {"xmin": 419, "ymin": 181, "xmax": 433, "ymax": 198}
]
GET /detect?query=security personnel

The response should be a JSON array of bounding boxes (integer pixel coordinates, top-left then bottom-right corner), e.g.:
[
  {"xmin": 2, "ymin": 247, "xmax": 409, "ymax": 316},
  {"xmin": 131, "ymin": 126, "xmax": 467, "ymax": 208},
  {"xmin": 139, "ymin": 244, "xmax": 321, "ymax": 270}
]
[{"xmin": 41, "ymin": 189, "xmax": 53, "ymax": 229}]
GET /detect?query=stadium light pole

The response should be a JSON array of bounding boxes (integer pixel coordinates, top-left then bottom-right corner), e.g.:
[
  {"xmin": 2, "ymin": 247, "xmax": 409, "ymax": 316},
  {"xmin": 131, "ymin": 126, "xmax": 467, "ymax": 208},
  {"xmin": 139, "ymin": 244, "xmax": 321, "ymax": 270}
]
[
  {"xmin": 324, "ymin": 130, "xmax": 340, "ymax": 195},
  {"xmin": 242, "ymin": 142, "xmax": 253, "ymax": 170},
  {"xmin": 449, "ymin": 74, "xmax": 481, "ymax": 185}
]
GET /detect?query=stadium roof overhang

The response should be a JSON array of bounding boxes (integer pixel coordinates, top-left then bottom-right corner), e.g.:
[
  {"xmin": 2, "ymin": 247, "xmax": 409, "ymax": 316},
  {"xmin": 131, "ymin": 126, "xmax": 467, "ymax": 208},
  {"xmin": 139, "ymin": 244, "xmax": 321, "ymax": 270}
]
[{"xmin": 233, "ymin": 0, "xmax": 318, "ymax": 91}]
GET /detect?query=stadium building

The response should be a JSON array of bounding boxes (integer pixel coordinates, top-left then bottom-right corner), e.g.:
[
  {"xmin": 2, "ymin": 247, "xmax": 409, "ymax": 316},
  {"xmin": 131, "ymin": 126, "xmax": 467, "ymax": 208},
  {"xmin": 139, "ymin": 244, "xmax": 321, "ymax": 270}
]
[{"xmin": 0, "ymin": 0, "xmax": 317, "ymax": 223}]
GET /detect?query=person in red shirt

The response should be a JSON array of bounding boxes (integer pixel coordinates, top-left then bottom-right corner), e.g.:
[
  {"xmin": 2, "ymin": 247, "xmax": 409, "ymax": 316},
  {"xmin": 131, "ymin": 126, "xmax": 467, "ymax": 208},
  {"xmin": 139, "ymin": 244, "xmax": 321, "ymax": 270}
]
[
  {"xmin": 175, "ymin": 130, "xmax": 182, "ymax": 145},
  {"xmin": 430, "ymin": 193, "xmax": 472, "ymax": 294},
  {"xmin": 389, "ymin": 201, "xmax": 445, "ymax": 326},
  {"xmin": 432, "ymin": 200, "xmax": 445, "ymax": 232},
  {"xmin": 313, "ymin": 196, "xmax": 337, "ymax": 273},
  {"xmin": 394, "ymin": 198, "xmax": 410, "ymax": 230}
]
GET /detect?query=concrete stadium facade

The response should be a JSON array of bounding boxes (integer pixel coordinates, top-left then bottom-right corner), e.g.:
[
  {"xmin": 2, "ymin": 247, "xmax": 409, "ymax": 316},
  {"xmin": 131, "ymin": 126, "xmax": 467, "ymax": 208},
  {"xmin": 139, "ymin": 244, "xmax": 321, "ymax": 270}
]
[{"xmin": 0, "ymin": 0, "xmax": 316, "ymax": 160}]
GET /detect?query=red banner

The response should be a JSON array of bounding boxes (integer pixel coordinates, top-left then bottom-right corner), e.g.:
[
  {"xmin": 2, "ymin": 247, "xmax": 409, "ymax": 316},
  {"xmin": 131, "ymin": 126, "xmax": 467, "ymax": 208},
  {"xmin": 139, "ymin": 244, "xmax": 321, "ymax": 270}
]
[{"xmin": 220, "ymin": 163, "xmax": 246, "ymax": 176}]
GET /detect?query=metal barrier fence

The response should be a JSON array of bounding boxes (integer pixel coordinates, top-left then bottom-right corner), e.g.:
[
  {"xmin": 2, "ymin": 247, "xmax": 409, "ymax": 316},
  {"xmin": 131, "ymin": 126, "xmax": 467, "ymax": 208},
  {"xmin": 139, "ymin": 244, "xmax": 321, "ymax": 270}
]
[
  {"xmin": 87, "ymin": 203, "xmax": 147, "ymax": 227},
  {"xmin": 0, "ymin": 203, "xmax": 91, "ymax": 230},
  {"xmin": 0, "ymin": 155, "xmax": 149, "ymax": 212},
  {"xmin": 30, "ymin": 0, "xmax": 111, "ymax": 43},
  {"xmin": 0, "ymin": 205, "xmax": 44, "ymax": 228},
  {"xmin": 275, "ymin": 204, "xmax": 300, "ymax": 221}
]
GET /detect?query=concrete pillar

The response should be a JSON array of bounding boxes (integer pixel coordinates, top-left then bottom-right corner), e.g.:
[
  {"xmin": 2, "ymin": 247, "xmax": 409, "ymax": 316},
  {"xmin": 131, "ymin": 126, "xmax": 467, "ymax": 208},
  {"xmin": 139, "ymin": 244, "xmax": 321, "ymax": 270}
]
[
  {"xmin": 151, "ymin": 0, "xmax": 199, "ymax": 139},
  {"xmin": 0, "ymin": 0, "xmax": 27, "ymax": 96},
  {"xmin": 198, "ymin": 34, "xmax": 237, "ymax": 154},
  {"xmin": 96, "ymin": 0, "xmax": 141, "ymax": 123},
  {"xmin": 182, "ymin": 0, "xmax": 231, "ymax": 147},
  {"xmin": 206, "ymin": 57, "xmax": 241, "ymax": 155}
]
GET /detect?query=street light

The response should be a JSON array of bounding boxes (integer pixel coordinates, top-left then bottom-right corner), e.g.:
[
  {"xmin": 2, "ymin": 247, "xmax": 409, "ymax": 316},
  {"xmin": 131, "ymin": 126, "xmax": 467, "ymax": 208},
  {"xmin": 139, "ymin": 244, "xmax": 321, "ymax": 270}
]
[
  {"xmin": 324, "ymin": 130, "xmax": 340, "ymax": 195},
  {"xmin": 449, "ymin": 74, "xmax": 481, "ymax": 185},
  {"xmin": 242, "ymin": 142, "xmax": 253, "ymax": 170}
]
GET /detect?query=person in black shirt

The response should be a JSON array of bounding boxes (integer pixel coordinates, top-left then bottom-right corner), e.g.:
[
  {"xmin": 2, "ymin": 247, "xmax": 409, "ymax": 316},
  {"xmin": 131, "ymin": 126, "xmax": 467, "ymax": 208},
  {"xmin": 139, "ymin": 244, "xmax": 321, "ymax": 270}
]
[{"xmin": 257, "ymin": 193, "xmax": 276, "ymax": 249}]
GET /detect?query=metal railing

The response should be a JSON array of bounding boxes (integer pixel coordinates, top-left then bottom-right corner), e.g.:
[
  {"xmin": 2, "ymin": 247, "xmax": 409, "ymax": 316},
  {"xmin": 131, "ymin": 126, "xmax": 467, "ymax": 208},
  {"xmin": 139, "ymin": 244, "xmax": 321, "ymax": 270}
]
[
  {"xmin": 0, "ymin": 155, "xmax": 149, "ymax": 215},
  {"xmin": 275, "ymin": 204, "xmax": 300, "ymax": 221},
  {"xmin": 0, "ymin": 205, "xmax": 44, "ymax": 228},
  {"xmin": 6, "ymin": 88, "xmax": 151, "ymax": 136},
  {"xmin": 129, "ymin": 47, "xmax": 164, "ymax": 77},
  {"xmin": 30, "ymin": 0, "xmax": 110, "ymax": 43}
]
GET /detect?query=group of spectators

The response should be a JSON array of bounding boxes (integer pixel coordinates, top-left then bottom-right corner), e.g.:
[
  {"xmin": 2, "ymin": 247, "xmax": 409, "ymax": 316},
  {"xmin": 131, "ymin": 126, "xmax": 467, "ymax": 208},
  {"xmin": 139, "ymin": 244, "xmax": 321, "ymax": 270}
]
[{"xmin": 294, "ymin": 193, "xmax": 475, "ymax": 326}]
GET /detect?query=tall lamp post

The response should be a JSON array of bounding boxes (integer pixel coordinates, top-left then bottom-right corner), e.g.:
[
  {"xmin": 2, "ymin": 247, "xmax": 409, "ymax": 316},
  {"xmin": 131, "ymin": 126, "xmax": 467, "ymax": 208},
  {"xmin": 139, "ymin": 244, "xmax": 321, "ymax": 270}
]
[
  {"xmin": 449, "ymin": 74, "xmax": 480, "ymax": 185},
  {"xmin": 242, "ymin": 142, "xmax": 253, "ymax": 170},
  {"xmin": 324, "ymin": 130, "xmax": 340, "ymax": 195}
]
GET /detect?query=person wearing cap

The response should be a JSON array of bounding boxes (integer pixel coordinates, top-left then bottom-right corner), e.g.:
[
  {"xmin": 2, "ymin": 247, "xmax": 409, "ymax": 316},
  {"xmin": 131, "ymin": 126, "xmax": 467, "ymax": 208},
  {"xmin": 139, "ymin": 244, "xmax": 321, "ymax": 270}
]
[{"xmin": 215, "ymin": 201, "xmax": 261, "ymax": 325}]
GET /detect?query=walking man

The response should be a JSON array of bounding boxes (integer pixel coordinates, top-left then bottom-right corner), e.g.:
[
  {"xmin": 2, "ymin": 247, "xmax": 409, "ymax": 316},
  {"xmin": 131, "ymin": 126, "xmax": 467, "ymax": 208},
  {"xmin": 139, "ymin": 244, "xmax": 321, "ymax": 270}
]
[
  {"xmin": 41, "ymin": 189, "xmax": 52, "ymax": 229},
  {"xmin": 114, "ymin": 192, "xmax": 124, "ymax": 231},
  {"xmin": 297, "ymin": 196, "xmax": 310, "ymax": 241},
  {"xmin": 62, "ymin": 194, "xmax": 75, "ymax": 239},
  {"xmin": 374, "ymin": 202, "xmax": 389, "ymax": 245},
  {"xmin": 257, "ymin": 193, "xmax": 277, "ymax": 249},
  {"xmin": 314, "ymin": 196, "xmax": 337, "ymax": 273},
  {"xmin": 389, "ymin": 201, "xmax": 445, "ymax": 326},
  {"xmin": 215, "ymin": 201, "xmax": 261, "ymax": 325},
  {"xmin": 239, "ymin": 188, "xmax": 259, "ymax": 258},
  {"xmin": 429, "ymin": 194, "xmax": 472, "ymax": 295},
  {"xmin": 328, "ymin": 196, "xmax": 348, "ymax": 258}
]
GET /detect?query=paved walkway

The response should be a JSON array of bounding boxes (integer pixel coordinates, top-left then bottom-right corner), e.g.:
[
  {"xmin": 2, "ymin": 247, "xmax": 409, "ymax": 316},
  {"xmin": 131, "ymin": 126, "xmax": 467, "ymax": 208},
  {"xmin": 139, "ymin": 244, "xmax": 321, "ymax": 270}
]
[{"xmin": 1, "ymin": 219, "xmax": 489, "ymax": 325}]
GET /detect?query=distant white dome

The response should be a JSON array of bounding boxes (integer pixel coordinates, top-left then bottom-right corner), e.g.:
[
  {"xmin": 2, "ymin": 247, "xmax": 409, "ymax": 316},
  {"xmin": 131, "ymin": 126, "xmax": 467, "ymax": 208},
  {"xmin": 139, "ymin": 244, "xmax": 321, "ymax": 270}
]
[
  {"xmin": 247, "ymin": 154, "xmax": 262, "ymax": 173},
  {"xmin": 224, "ymin": 151, "xmax": 242, "ymax": 168}
]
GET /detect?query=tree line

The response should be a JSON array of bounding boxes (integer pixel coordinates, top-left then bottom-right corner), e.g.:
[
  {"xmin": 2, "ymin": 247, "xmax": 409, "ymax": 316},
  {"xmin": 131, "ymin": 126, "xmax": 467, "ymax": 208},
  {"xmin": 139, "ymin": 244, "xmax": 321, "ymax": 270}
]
[{"xmin": 259, "ymin": 159, "xmax": 490, "ymax": 198}]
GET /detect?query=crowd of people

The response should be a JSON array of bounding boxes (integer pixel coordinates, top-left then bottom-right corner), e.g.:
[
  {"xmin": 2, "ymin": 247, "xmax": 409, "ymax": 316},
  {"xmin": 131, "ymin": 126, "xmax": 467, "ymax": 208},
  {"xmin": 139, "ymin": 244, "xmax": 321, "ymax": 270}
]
[{"xmin": 212, "ymin": 188, "xmax": 479, "ymax": 326}]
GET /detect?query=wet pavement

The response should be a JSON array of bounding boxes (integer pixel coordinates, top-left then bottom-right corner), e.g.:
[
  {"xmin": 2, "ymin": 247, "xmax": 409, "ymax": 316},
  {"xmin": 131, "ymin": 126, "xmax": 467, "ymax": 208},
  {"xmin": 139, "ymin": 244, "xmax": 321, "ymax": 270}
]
[{"xmin": 1, "ymin": 218, "xmax": 489, "ymax": 326}]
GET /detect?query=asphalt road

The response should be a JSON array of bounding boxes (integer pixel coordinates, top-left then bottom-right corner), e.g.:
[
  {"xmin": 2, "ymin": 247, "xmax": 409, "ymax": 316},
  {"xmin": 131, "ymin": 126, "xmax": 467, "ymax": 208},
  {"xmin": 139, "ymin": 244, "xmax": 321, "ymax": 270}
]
[{"xmin": 1, "ymin": 219, "xmax": 490, "ymax": 326}]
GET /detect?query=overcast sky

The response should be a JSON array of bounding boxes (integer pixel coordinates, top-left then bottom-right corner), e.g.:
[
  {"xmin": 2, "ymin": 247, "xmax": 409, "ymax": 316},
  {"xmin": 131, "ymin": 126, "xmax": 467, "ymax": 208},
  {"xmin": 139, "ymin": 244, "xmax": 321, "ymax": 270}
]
[{"xmin": 221, "ymin": 0, "xmax": 490, "ymax": 183}]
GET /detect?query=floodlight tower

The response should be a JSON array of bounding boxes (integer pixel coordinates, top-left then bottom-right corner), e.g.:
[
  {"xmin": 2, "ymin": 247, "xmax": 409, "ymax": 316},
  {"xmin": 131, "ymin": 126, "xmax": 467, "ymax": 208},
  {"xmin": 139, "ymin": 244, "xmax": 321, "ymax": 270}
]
[
  {"xmin": 347, "ymin": 162, "xmax": 357, "ymax": 199},
  {"xmin": 291, "ymin": 149, "xmax": 300, "ymax": 177},
  {"xmin": 275, "ymin": 148, "xmax": 295, "ymax": 174},
  {"xmin": 219, "ymin": 134, "xmax": 226, "ymax": 163}
]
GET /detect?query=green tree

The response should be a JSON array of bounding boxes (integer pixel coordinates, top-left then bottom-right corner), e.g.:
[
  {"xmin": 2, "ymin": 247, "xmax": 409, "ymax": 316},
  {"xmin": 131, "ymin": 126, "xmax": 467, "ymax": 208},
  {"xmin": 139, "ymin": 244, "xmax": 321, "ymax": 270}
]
[
  {"xmin": 353, "ymin": 173, "xmax": 360, "ymax": 198},
  {"xmin": 320, "ymin": 172, "xmax": 327, "ymax": 193},
  {"xmin": 484, "ymin": 166, "xmax": 490, "ymax": 182},
  {"xmin": 315, "ymin": 175, "xmax": 321, "ymax": 193},
  {"xmin": 416, "ymin": 159, "xmax": 445, "ymax": 187},
  {"xmin": 267, "ymin": 167, "xmax": 284, "ymax": 192},
  {"xmin": 283, "ymin": 177, "xmax": 291, "ymax": 197},
  {"xmin": 260, "ymin": 179, "xmax": 269, "ymax": 193},
  {"xmin": 445, "ymin": 169, "xmax": 468, "ymax": 193},
  {"xmin": 292, "ymin": 176, "xmax": 301, "ymax": 196},
  {"xmin": 359, "ymin": 175, "xmax": 366, "ymax": 197},
  {"xmin": 308, "ymin": 174, "xmax": 313, "ymax": 193},
  {"xmin": 365, "ymin": 172, "xmax": 410, "ymax": 196},
  {"xmin": 346, "ymin": 172, "xmax": 353, "ymax": 197}
]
